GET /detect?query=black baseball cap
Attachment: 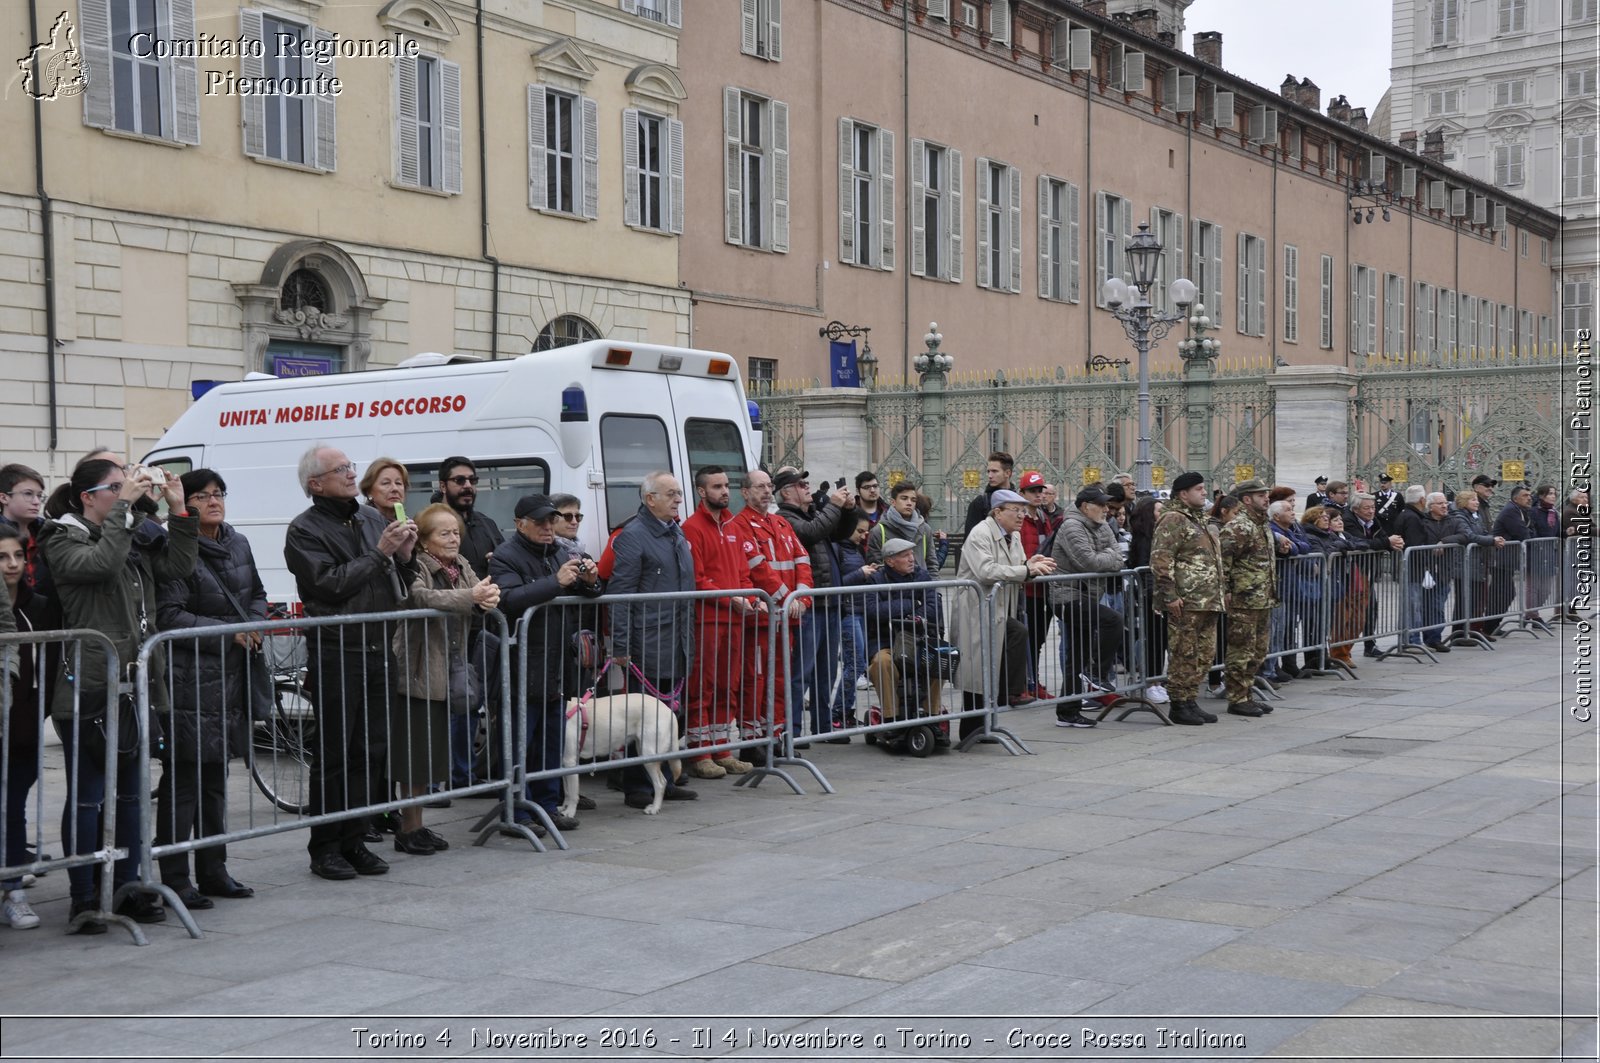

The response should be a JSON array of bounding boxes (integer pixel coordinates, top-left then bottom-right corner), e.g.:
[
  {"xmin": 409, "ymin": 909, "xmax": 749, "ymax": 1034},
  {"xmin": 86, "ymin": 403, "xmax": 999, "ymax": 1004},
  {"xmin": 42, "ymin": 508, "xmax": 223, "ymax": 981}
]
[
  {"xmin": 514, "ymin": 493, "xmax": 557, "ymax": 520},
  {"xmin": 1471, "ymin": 474, "xmax": 1499, "ymax": 488}
]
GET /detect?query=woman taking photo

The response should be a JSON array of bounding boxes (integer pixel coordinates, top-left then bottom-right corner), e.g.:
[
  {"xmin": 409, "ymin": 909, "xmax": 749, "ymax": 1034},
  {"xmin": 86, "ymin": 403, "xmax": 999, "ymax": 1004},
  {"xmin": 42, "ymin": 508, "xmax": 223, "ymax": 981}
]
[
  {"xmin": 390, "ymin": 504, "xmax": 499, "ymax": 855},
  {"xmin": 153, "ymin": 470, "xmax": 265, "ymax": 910},
  {"xmin": 361, "ymin": 460, "xmax": 411, "ymax": 524},
  {"xmin": 39, "ymin": 459, "xmax": 197, "ymax": 933}
]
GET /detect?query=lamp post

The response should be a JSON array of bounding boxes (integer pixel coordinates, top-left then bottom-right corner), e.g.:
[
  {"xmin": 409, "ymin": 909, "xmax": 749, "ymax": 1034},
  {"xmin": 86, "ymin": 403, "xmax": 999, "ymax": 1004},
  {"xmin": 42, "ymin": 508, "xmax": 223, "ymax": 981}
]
[
  {"xmin": 915, "ymin": 322, "xmax": 954, "ymax": 525},
  {"xmin": 1176, "ymin": 301, "xmax": 1222, "ymax": 476},
  {"xmin": 1102, "ymin": 223, "xmax": 1196, "ymax": 494}
]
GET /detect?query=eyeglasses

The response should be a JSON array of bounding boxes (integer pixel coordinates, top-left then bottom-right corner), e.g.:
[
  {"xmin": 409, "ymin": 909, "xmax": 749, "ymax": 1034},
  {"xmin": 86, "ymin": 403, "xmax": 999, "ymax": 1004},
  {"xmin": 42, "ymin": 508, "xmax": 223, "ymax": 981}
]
[
  {"xmin": 2, "ymin": 489, "xmax": 43, "ymax": 501},
  {"xmin": 187, "ymin": 491, "xmax": 227, "ymax": 502},
  {"xmin": 651, "ymin": 490, "xmax": 685, "ymax": 499},
  {"xmin": 319, "ymin": 463, "xmax": 356, "ymax": 478},
  {"xmin": 84, "ymin": 482, "xmax": 123, "ymax": 495},
  {"xmin": 446, "ymin": 475, "xmax": 480, "ymax": 486},
  {"xmin": 860, "ymin": 483, "xmax": 879, "ymax": 491},
  {"xmin": 557, "ymin": 512, "xmax": 583, "ymax": 523}
]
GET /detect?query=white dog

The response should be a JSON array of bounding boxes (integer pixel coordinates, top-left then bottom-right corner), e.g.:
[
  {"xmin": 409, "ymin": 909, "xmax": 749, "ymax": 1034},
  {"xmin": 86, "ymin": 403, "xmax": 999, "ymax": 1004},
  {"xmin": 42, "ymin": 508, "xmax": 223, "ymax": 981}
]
[{"xmin": 559, "ymin": 692, "xmax": 683, "ymax": 816}]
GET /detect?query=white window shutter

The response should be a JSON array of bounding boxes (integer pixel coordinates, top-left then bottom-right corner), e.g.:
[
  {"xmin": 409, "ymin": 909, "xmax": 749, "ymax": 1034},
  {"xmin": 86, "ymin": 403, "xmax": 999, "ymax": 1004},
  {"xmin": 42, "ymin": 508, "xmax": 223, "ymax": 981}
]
[
  {"xmin": 1052, "ymin": 19, "xmax": 1070, "ymax": 65},
  {"xmin": 767, "ymin": 0, "xmax": 782, "ymax": 60},
  {"xmin": 581, "ymin": 95, "xmax": 599, "ymax": 219},
  {"xmin": 1037, "ymin": 175, "xmax": 1051, "ymax": 297},
  {"xmin": 1211, "ymin": 224, "xmax": 1224, "ymax": 330},
  {"xmin": 395, "ymin": 56, "xmax": 420, "ymax": 186},
  {"xmin": 1474, "ymin": 193, "xmax": 1488, "ymax": 225},
  {"xmin": 1070, "ymin": 27, "xmax": 1092, "ymax": 71},
  {"xmin": 312, "ymin": 28, "xmax": 338, "ymax": 171},
  {"xmin": 837, "ymin": 118, "xmax": 855, "ymax": 264},
  {"xmin": 666, "ymin": 0, "xmax": 681, "ymax": 28},
  {"xmin": 1237, "ymin": 232, "xmax": 1248, "ymax": 332},
  {"xmin": 1190, "ymin": 218, "xmax": 1202, "ymax": 293},
  {"xmin": 975, "ymin": 156, "xmax": 991, "ymax": 288},
  {"xmin": 947, "ymin": 147, "xmax": 963, "ymax": 282},
  {"xmin": 240, "ymin": 10, "xmax": 266, "ymax": 158},
  {"xmin": 170, "ymin": 0, "xmax": 201, "ymax": 144},
  {"xmin": 1067, "ymin": 183, "xmax": 1080, "ymax": 302},
  {"xmin": 1450, "ymin": 188, "xmax": 1467, "ymax": 216},
  {"xmin": 79, "ymin": 0, "xmax": 113, "ymax": 130},
  {"xmin": 1173, "ymin": 212, "xmax": 1185, "ymax": 279},
  {"xmin": 1095, "ymin": 191, "xmax": 1109, "ymax": 305},
  {"xmin": 1365, "ymin": 274, "xmax": 1376, "ymax": 353},
  {"xmin": 1178, "ymin": 74, "xmax": 1196, "ymax": 112},
  {"xmin": 1369, "ymin": 151, "xmax": 1387, "ymax": 184},
  {"xmin": 770, "ymin": 99, "xmax": 789, "ymax": 252},
  {"xmin": 990, "ymin": 0, "xmax": 1011, "ymax": 45},
  {"xmin": 724, "ymin": 88, "xmax": 741, "ymax": 243},
  {"xmin": 440, "ymin": 60, "xmax": 463, "ymax": 194},
  {"xmin": 621, "ymin": 0, "xmax": 636, "ymax": 10},
  {"xmin": 624, "ymin": 108, "xmax": 642, "ymax": 228},
  {"xmin": 1401, "ymin": 165, "xmax": 1417, "ymax": 198},
  {"xmin": 667, "ymin": 117, "xmax": 685, "ymax": 234},
  {"xmin": 1123, "ymin": 51, "xmax": 1145, "ymax": 93},
  {"xmin": 1213, "ymin": 89, "xmax": 1235, "ymax": 129},
  {"xmin": 1008, "ymin": 165, "xmax": 1022, "ymax": 292},
  {"xmin": 741, "ymin": 0, "xmax": 758, "ymax": 56},
  {"xmin": 1349, "ymin": 264, "xmax": 1359, "ymax": 354},
  {"xmin": 878, "ymin": 127, "xmax": 895, "ymax": 271},
  {"xmin": 1492, "ymin": 204, "xmax": 1506, "ymax": 231},
  {"xmin": 1253, "ymin": 241, "xmax": 1265, "ymax": 335},
  {"xmin": 528, "ymin": 84, "xmax": 548, "ymax": 210},
  {"xmin": 928, "ymin": 0, "xmax": 950, "ymax": 18},
  {"xmin": 1120, "ymin": 197, "xmax": 1132, "ymax": 275},
  {"xmin": 1428, "ymin": 179, "xmax": 1445, "ymax": 210},
  {"xmin": 910, "ymin": 138, "xmax": 927, "ymax": 276}
]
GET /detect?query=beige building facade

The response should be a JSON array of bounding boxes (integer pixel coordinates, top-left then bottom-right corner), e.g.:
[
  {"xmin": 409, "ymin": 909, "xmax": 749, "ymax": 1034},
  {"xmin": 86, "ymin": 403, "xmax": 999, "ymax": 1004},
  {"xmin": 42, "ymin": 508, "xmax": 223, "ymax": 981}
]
[
  {"xmin": 677, "ymin": 0, "xmax": 1564, "ymax": 386},
  {"xmin": 1, "ymin": 0, "xmax": 690, "ymax": 474}
]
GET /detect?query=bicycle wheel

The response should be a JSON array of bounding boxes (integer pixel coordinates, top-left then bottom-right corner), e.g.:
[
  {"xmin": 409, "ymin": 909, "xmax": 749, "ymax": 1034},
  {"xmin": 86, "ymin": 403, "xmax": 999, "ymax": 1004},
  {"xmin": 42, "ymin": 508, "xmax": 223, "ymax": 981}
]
[{"xmin": 249, "ymin": 680, "xmax": 316, "ymax": 814}]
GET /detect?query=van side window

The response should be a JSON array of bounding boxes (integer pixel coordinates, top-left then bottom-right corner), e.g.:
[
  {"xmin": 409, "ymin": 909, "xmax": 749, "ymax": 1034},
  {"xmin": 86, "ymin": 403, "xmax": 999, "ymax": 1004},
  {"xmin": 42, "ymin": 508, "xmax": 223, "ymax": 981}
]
[
  {"xmin": 600, "ymin": 414, "xmax": 672, "ymax": 529},
  {"xmin": 404, "ymin": 460, "xmax": 549, "ymax": 542},
  {"xmin": 148, "ymin": 457, "xmax": 195, "ymax": 520},
  {"xmin": 685, "ymin": 418, "xmax": 749, "ymax": 515}
]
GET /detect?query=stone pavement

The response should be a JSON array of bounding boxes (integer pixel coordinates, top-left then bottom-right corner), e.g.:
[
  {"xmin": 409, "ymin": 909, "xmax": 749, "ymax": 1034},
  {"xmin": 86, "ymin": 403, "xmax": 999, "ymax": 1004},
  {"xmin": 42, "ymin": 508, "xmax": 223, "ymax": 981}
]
[{"xmin": 1, "ymin": 627, "xmax": 1595, "ymax": 1062}]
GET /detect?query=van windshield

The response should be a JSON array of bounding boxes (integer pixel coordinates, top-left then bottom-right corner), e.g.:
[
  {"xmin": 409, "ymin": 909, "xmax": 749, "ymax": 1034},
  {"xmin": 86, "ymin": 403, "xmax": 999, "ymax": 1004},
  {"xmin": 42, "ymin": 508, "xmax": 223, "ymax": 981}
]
[
  {"xmin": 601, "ymin": 414, "xmax": 672, "ymax": 529},
  {"xmin": 403, "ymin": 460, "xmax": 548, "ymax": 541}
]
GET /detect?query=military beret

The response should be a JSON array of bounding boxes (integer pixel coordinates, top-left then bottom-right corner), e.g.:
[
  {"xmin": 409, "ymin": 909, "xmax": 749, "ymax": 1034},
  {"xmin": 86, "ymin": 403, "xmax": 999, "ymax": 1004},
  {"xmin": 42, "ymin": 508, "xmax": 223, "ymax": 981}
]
[{"xmin": 1172, "ymin": 471, "xmax": 1205, "ymax": 493}]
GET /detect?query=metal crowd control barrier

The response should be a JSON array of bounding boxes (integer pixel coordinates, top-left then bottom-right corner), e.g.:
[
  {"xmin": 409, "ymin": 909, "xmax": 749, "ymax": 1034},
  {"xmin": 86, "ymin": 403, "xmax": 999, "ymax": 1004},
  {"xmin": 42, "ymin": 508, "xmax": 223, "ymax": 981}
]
[
  {"xmin": 1264, "ymin": 550, "xmax": 1344, "ymax": 679},
  {"xmin": 1457, "ymin": 539, "xmax": 1530, "ymax": 644},
  {"xmin": 514, "ymin": 587, "xmax": 788, "ymax": 833},
  {"xmin": 0, "ymin": 629, "xmax": 137, "ymax": 940},
  {"xmin": 1445, "ymin": 540, "xmax": 1499, "ymax": 651},
  {"xmin": 130, "ymin": 607, "xmax": 520, "ymax": 939},
  {"xmin": 778, "ymin": 579, "xmax": 980, "ymax": 790},
  {"xmin": 1508, "ymin": 537, "xmax": 1561, "ymax": 636}
]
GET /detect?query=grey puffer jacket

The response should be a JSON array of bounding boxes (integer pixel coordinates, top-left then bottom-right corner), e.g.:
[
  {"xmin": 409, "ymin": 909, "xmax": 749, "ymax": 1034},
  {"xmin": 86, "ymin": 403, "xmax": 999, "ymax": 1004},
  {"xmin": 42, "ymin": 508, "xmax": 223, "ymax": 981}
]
[
  {"xmin": 607, "ymin": 507, "xmax": 694, "ymax": 686},
  {"xmin": 156, "ymin": 523, "xmax": 268, "ymax": 762},
  {"xmin": 1049, "ymin": 507, "xmax": 1124, "ymax": 605}
]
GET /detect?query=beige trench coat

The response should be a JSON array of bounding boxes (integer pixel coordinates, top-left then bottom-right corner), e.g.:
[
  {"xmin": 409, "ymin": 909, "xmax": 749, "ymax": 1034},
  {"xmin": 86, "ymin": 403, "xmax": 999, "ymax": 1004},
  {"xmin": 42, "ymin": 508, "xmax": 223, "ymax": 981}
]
[{"xmin": 950, "ymin": 516, "xmax": 1031, "ymax": 696}]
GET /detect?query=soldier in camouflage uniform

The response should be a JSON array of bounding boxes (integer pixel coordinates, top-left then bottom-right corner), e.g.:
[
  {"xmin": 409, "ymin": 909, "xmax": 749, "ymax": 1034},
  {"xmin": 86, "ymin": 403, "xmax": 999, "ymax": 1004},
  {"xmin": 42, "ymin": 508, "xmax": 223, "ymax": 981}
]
[
  {"xmin": 1149, "ymin": 472, "xmax": 1224, "ymax": 726},
  {"xmin": 1219, "ymin": 480, "xmax": 1281, "ymax": 718}
]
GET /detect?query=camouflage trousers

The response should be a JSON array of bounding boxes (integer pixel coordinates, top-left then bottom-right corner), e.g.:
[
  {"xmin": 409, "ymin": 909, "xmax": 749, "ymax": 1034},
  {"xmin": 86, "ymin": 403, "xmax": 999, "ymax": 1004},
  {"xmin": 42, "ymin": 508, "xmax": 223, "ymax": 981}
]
[
  {"xmin": 1224, "ymin": 607, "xmax": 1272, "ymax": 703},
  {"xmin": 1166, "ymin": 609, "xmax": 1219, "ymax": 700}
]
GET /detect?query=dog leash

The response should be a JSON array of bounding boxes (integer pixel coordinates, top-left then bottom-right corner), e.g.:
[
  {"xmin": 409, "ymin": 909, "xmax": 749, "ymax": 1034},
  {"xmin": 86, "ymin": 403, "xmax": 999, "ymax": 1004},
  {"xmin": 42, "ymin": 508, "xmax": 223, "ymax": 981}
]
[
  {"xmin": 622, "ymin": 660, "xmax": 684, "ymax": 711},
  {"xmin": 568, "ymin": 657, "xmax": 618, "ymax": 753}
]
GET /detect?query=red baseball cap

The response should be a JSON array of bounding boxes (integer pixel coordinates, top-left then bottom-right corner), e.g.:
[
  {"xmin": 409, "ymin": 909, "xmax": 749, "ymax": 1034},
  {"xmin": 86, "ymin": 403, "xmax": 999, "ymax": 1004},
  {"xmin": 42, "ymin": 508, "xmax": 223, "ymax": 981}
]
[{"xmin": 1019, "ymin": 471, "xmax": 1046, "ymax": 491}]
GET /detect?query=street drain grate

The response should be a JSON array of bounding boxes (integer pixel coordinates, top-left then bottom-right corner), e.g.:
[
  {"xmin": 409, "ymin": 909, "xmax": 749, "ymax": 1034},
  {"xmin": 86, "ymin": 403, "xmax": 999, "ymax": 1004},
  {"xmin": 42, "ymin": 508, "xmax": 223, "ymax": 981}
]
[{"xmin": 1293, "ymin": 736, "xmax": 1436, "ymax": 758}]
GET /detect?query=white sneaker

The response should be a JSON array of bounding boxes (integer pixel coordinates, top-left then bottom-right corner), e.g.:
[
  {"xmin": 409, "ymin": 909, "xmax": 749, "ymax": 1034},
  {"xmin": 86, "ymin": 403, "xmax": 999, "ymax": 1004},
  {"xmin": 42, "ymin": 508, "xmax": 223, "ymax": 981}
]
[
  {"xmin": 3, "ymin": 890, "xmax": 40, "ymax": 930},
  {"xmin": 855, "ymin": 675, "xmax": 870, "ymax": 690},
  {"xmin": 1145, "ymin": 684, "xmax": 1170, "ymax": 704}
]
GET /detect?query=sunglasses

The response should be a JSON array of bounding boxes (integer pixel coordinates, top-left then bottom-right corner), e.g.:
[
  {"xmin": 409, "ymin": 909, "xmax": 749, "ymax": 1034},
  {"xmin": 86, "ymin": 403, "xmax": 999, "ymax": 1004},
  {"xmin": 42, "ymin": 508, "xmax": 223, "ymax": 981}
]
[
  {"xmin": 447, "ymin": 475, "xmax": 480, "ymax": 486},
  {"xmin": 557, "ymin": 512, "xmax": 582, "ymax": 523}
]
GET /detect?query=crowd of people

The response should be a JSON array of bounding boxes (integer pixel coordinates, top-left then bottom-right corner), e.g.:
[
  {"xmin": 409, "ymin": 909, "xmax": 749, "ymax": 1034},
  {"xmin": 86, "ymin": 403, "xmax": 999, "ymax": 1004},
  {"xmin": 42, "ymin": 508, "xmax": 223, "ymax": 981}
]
[{"xmin": 0, "ymin": 444, "xmax": 1589, "ymax": 937}]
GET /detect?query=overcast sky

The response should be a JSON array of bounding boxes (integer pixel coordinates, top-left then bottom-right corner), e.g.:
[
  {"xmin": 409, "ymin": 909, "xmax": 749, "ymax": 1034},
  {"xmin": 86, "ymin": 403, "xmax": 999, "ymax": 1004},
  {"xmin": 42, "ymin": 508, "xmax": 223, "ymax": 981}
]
[{"xmin": 1184, "ymin": 0, "xmax": 1395, "ymax": 115}]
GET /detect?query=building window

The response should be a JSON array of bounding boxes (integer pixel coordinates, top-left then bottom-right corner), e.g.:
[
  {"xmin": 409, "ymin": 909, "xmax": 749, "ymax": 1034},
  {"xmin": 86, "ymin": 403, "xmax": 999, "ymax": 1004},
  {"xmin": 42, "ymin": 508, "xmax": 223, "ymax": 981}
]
[
  {"xmin": 1414, "ymin": 282, "xmax": 1436, "ymax": 357},
  {"xmin": 624, "ymin": 0, "xmax": 682, "ymax": 27},
  {"xmin": 1431, "ymin": 0, "xmax": 1462, "ymax": 44},
  {"xmin": 1191, "ymin": 219, "xmax": 1225, "ymax": 330},
  {"xmin": 1541, "ymin": 237, "xmax": 1550, "ymax": 264},
  {"xmin": 740, "ymin": 0, "xmax": 782, "ymax": 61},
  {"xmin": 1351, "ymin": 264, "xmax": 1377, "ymax": 355},
  {"xmin": 977, "ymin": 158, "xmax": 1020, "ymax": 293},
  {"xmin": 236, "ymin": 9, "xmax": 334, "ymax": 169},
  {"xmin": 626, "ymin": 109, "xmax": 684, "ymax": 234},
  {"xmin": 111, "ymin": 0, "xmax": 165, "ymax": 135},
  {"xmin": 83, "ymin": 0, "xmax": 200, "ymax": 144},
  {"xmin": 1565, "ymin": 132, "xmax": 1597, "ymax": 200},
  {"xmin": 261, "ymin": 16, "xmax": 313, "ymax": 165},
  {"xmin": 1283, "ymin": 244, "xmax": 1300, "ymax": 343},
  {"xmin": 1427, "ymin": 88, "xmax": 1463, "ymax": 116},
  {"xmin": 1493, "ymin": 79, "xmax": 1529, "ymax": 108},
  {"xmin": 1571, "ymin": 0, "xmax": 1597, "ymax": 21},
  {"xmin": 1499, "ymin": 302, "xmax": 1514, "ymax": 354},
  {"xmin": 395, "ymin": 54, "xmax": 462, "ymax": 194},
  {"xmin": 1520, "ymin": 309, "xmax": 1535, "ymax": 350},
  {"xmin": 1237, "ymin": 232, "xmax": 1266, "ymax": 337},
  {"xmin": 1439, "ymin": 287, "xmax": 1457, "ymax": 352},
  {"xmin": 1383, "ymin": 273, "xmax": 1406, "ymax": 356},
  {"xmin": 989, "ymin": 0, "xmax": 1012, "ymax": 45},
  {"xmin": 1095, "ymin": 191, "xmax": 1132, "ymax": 307},
  {"xmin": 1150, "ymin": 208, "xmax": 1185, "ymax": 312},
  {"xmin": 724, "ymin": 89, "xmax": 789, "ymax": 252},
  {"xmin": 1567, "ymin": 65, "xmax": 1598, "ymax": 98},
  {"xmin": 748, "ymin": 357, "xmax": 777, "ymax": 389},
  {"xmin": 1039, "ymin": 176, "xmax": 1080, "ymax": 302},
  {"xmin": 1520, "ymin": 231, "xmax": 1530, "ymax": 257},
  {"xmin": 545, "ymin": 91, "xmax": 576, "ymax": 213},
  {"xmin": 1319, "ymin": 254, "xmax": 1334, "ymax": 349},
  {"xmin": 1494, "ymin": 144, "xmax": 1526, "ymax": 188},
  {"xmin": 1498, "ymin": 0, "xmax": 1528, "ymax": 32},
  {"xmin": 839, "ymin": 119, "xmax": 895, "ymax": 271},
  {"xmin": 912, "ymin": 139, "xmax": 962, "ymax": 282},
  {"xmin": 1565, "ymin": 275, "xmax": 1595, "ymax": 344},
  {"xmin": 528, "ymin": 85, "xmax": 597, "ymax": 218},
  {"xmin": 1479, "ymin": 297, "xmax": 1495, "ymax": 351},
  {"xmin": 532, "ymin": 314, "xmax": 601, "ymax": 352}
]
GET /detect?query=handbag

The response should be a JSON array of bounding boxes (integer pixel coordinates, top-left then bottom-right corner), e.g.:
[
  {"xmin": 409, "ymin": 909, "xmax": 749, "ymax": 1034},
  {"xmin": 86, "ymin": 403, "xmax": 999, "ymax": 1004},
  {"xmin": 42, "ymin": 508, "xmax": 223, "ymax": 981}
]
[
  {"xmin": 200, "ymin": 555, "xmax": 276, "ymax": 722},
  {"xmin": 445, "ymin": 654, "xmax": 483, "ymax": 715}
]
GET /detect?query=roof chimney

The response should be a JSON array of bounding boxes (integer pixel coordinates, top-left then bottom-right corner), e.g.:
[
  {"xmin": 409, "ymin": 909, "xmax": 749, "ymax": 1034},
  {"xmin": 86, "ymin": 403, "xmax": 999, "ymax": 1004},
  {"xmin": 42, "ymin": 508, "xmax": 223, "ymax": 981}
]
[
  {"xmin": 1326, "ymin": 93, "xmax": 1351, "ymax": 124},
  {"xmin": 1422, "ymin": 129, "xmax": 1445, "ymax": 161},
  {"xmin": 1193, "ymin": 30, "xmax": 1222, "ymax": 67},
  {"xmin": 1084, "ymin": 0, "xmax": 1108, "ymax": 16},
  {"xmin": 1298, "ymin": 77, "xmax": 1320, "ymax": 111},
  {"xmin": 1158, "ymin": 30, "xmax": 1176, "ymax": 46},
  {"xmin": 1398, "ymin": 130, "xmax": 1419, "ymax": 154},
  {"xmin": 1348, "ymin": 106, "xmax": 1368, "ymax": 133},
  {"xmin": 1130, "ymin": 7, "xmax": 1160, "ymax": 38},
  {"xmin": 1280, "ymin": 74, "xmax": 1299, "ymax": 102}
]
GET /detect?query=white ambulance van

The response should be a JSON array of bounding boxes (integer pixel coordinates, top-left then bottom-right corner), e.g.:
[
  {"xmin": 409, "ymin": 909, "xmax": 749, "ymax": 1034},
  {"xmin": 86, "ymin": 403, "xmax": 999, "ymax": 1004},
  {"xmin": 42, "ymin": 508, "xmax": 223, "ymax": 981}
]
[{"xmin": 141, "ymin": 342, "xmax": 763, "ymax": 604}]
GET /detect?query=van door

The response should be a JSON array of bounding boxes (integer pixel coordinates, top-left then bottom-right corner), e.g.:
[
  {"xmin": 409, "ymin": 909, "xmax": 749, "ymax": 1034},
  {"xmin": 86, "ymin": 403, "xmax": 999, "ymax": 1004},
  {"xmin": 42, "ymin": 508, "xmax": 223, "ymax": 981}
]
[
  {"xmin": 667, "ymin": 376, "xmax": 752, "ymax": 513},
  {"xmin": 597, "ymin": 412, "xmax": 675, "ymax": 530}
]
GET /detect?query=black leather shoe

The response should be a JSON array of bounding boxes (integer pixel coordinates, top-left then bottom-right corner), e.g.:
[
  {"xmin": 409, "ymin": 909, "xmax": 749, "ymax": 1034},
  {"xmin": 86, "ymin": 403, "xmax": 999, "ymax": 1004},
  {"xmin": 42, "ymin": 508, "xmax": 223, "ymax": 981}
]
[
  {"xmin": 1227, "ymin": 702, "xmax": 1265, "ymax": 717},
  {"xmin": 1168, "ymin": 701, "xmax": 1206, "ymax": 726},
  {"xmin": 174, "ymin": 885, "xmax": 214, "ymax": 910},
  {"xmin": 342, "ymin": 846, "xmax": 390, "ymax": 876},
  {"xmin": 393, "ymin": 829, "xmax": 436, "ymax": 855},
  {"xmin": 1194, "ymin": 704, "xmax": 1219, "ymax": 723},
  {"xmin": 576, "ymin": 795, "xmax": 597, "ymax": 811},
  {"xmin": 68, "ymin": 898, "xmax": 107, "ymax": 935},
  {"xmin": 417, "ymin": 828, "xmax": 450, "ymax": 851},
  {"xmin": 1250, "ymin": 701, "xmax": 1274, "ymax": 715},
  {"xmin": 196, "ymin": 874, "xmax": 254, "ymax": 899},
  {"xmin": 309, "ymin": 852, "xmax": 358, "ymax": 880},
  {"xmin": 114, "ymin": 893, "xmax": 167, "ymax": 924},
  {"xmin": 549, "ymin": 813, "xmax": 580, "ymax": 831},
  {"xmin": 362, "ymin": 827, "xmax": 383, "ymax": 843},
  {"xmin": 1362, "ymin": 643, "xmax": 1381, "ymax": 658},
  {"xmin": 663, "ymin": 783, "xmax": 698, "ymax": 801},
  {"xmin": 624, "ymin": 791, "xmax": 654, "ymax": 809}
]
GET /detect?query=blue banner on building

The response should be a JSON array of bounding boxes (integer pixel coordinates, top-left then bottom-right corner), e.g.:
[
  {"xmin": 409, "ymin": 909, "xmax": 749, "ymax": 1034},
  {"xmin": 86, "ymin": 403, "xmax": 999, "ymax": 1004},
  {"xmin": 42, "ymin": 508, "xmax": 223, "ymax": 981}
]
[{"xmin": 829, "ymin": 339, "xmax": 860, "ymax": 388}]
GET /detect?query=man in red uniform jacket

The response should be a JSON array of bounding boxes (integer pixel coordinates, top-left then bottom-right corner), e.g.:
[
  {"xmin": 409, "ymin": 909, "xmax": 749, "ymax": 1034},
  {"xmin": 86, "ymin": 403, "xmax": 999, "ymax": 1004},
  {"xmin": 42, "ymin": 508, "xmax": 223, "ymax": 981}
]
[
  {"xmin": 680, "ymin": 465, "xmax": 767, "ymax": 777},
  {"xmin": 728, "ymin": 468, "xmax": 810, "ymax": 746}
]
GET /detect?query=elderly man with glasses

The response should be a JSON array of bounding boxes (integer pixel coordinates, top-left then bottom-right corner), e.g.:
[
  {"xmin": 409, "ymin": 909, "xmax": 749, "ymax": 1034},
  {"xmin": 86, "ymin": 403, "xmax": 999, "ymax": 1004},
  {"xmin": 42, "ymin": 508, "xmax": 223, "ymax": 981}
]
[{"xmin": 284, "ymin": 444, "xmax": 419, "ymax": 881}]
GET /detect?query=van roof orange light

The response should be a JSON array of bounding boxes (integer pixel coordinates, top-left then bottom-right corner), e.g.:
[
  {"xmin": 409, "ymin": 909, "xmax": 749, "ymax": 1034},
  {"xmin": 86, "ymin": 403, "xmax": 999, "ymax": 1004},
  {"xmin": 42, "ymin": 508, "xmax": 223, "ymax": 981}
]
[
  {"xmin": 708, "ymin": 358, "xmax": 731, "ymax": 376},
  {"xmin": 605, "ymin": 348, "xmax": 633, "ymax": 366}
]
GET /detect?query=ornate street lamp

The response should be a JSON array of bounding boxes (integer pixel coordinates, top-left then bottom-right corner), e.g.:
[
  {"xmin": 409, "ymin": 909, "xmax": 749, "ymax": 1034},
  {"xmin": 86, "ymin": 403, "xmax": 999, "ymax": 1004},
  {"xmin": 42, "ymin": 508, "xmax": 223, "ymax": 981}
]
[{"xmin": 1102, "ymin": 224, "xmax": 1195, "ymax": 494}]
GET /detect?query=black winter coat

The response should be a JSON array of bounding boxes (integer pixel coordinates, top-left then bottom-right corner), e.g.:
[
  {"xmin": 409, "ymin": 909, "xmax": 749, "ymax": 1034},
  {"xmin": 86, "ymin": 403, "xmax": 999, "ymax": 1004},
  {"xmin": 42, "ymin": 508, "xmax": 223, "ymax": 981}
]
[
  {"xmin": 862, "ymin": 566, "xmax": 944, "ymax": 658},
  {"xmin": 284, "ymin": 496, "xmax": 418, "ymax": 638},
  {"xmin": 157, "ymin": 524, "xmax": 268, "ymax": 763},
  {"xmin": 492, "ymin": 531, "xmax": 602, "ymax": 702}
]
